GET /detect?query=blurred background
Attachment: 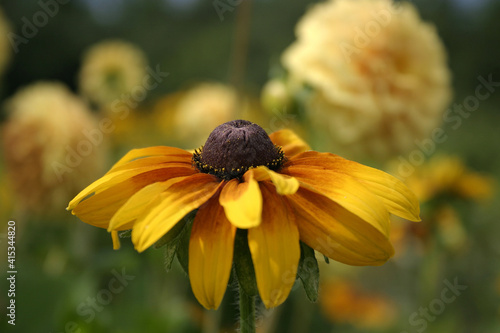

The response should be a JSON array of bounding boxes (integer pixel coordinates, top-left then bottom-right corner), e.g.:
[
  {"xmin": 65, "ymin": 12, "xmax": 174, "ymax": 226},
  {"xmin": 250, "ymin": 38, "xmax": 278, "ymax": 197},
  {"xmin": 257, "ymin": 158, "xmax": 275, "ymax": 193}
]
[{"xmin": 1, "ymin": 0, "xmax": 499, "ymax": 332}]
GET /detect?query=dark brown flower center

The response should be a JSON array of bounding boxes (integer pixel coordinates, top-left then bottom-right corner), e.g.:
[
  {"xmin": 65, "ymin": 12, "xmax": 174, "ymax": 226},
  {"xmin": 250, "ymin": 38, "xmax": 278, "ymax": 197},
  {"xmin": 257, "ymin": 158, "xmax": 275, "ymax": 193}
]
[{"xmin": 192, "ymin": 120, "xmax": 285, "ymax": 180}]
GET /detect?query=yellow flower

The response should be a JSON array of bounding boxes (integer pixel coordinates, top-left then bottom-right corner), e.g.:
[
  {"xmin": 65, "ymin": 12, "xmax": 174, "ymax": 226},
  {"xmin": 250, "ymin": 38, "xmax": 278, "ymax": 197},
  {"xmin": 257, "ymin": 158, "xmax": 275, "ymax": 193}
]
[
  {"xmin": 2, "ymin": 82, "xmax": 107, "ymax": 213},
  {"xmin": 320, "ymin": 279, "xmax": 397, "ymax": 329},
  {"xmin": 79, "ymin": 39, "xmax": 147, "ymax": 107},
  {"xmin": 395, "ymin": 154, "xmax": 495, "ymax": 203},
  {"xmin": 281, "ymin": 0, "xmax": 451, "ymax": 160},
  {"xmin": 67, "ymin": 120, "xmax": 419, "ymax": 310},
  {"xmin": 260, "ymin": 79, "xmax": 292, "ymax": 113},
  {"xmin": 172, "ymin": 83, "xmax": 239, "ymax": 146},
  {"xmin": 153, "ymin": 83, "xmax": 265, "ymax": 148}
]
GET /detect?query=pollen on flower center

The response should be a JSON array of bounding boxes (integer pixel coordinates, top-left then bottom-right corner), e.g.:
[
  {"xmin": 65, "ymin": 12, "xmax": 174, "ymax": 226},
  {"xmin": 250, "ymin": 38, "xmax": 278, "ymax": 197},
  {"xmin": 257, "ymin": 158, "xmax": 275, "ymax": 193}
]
[{"xmin": 193, "ymin": 120, "xmax": 285, "ymax": 180}]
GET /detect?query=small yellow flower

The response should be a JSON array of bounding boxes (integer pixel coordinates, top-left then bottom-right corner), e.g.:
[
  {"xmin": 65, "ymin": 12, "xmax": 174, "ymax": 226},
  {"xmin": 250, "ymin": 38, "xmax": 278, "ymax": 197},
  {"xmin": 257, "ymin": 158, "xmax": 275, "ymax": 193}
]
[
  {"xmin": 67, "ymin": 120, "xmax": 419, "ymax": 310},
  {"xmin": 172, "ymin": 83, "xmax": 240, "ymax": 146},
  {"xmin": 320, "ymin": 279, "xmax": 397, "ymax": 329},
  {"xmin": 260, "ymin": 79, "xmax": 292, "ymax": 113},
  {"xmin": 79, "ymin": 39, "xmax": 147, "ymax": 107},
  {"xmin": 153, "ymin": 83, "xmax": 266, "ymax": 148},
  {"xmin": 398, "ymin": 154, "xmax": 495, "ymax": 203}
]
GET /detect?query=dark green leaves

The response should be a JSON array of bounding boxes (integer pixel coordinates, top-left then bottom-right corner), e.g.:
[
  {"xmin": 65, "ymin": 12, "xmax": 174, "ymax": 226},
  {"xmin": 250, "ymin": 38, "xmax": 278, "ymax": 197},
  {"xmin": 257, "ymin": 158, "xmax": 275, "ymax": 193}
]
[
  {"xmin": 297, "ymin": 242, "xmax": 319, "ymax": 302},
  {"xmin": 152, "ymin": 209, "xmax": 197, "ymax": 273}
]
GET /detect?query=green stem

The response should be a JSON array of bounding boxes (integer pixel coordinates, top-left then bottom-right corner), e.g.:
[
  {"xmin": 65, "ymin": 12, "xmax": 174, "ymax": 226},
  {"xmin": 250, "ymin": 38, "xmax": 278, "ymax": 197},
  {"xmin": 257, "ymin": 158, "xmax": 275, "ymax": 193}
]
[{"xmin": 239, "ymin": 282, "xmax": 256, "ymax": 333}]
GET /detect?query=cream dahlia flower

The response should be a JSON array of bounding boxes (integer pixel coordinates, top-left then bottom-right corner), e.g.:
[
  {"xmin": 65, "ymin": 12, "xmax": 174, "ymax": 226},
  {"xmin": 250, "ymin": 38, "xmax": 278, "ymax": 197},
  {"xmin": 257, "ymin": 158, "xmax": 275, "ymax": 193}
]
[
  {"xmin": 282, "ymin": 0, "xmax": 452, "ymax": 160},
  {"xmin": 79, "ymin": 40, "xmax": 147, "ymax": 107},
  {"xmin": 174, "ymin": 83, "xmax": 239, "ymax": 144},
  {"xmin": 2, "ymin": 82, "xmax": 107, "ymax": 213}
]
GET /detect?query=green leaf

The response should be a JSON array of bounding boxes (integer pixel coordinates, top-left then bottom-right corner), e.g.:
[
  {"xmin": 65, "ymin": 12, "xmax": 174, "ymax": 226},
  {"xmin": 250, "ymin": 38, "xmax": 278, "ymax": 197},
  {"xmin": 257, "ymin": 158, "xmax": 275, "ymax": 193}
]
[
  {"xmin": 233, "ymin": 229, "xmax": 259, "ymax": 297},
  {"xmin": 164, "ymin": 241, "xmax": 178, "ymax": 272},
  {"xmin": 297, "ymin": 242, "xmax": 319, "ymax": 302},
  {"xmin": 154, "ymin": 210, "xmax": 197, "ymax": 273},
  {"xmin": 175, "ymin": 212, "xmax": 195, "ymax": 275},
  {"xmin": 154, "ymin": 210, "xmax": 195, "ymax": 249}
]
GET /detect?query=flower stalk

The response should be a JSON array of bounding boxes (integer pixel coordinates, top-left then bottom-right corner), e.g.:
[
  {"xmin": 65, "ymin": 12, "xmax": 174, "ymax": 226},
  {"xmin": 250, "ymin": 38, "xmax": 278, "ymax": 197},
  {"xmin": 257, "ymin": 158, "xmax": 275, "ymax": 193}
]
[{"xmin": 239, "ymin": 282, "xmax": 256, "ymax": 333}]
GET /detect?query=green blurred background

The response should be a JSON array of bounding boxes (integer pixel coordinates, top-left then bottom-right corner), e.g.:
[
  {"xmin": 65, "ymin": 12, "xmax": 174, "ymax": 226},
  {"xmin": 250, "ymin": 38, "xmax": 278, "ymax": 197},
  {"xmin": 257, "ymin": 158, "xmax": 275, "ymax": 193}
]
[{"xmin": 1, "ymin": 0, "xmax": 500, "ymax": 332}]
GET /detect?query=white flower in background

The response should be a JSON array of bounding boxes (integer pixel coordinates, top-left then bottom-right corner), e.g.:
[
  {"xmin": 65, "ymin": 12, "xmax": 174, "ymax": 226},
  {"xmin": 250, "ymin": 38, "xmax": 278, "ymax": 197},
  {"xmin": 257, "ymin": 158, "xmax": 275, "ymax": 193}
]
[
  {"xmin": 282, "ymin": 0, "xmax": 452, "ymax": 160},
  {"xmin": 172, "ymin": 83, "xmax": 240, "ymax": 146},
  {"xmin": 79, "ymin": 39, "xmax": 148, "ymax": 107},
  {"xmin": 2, "ymin": 82, "xmax": 107, "ymax": 214}
]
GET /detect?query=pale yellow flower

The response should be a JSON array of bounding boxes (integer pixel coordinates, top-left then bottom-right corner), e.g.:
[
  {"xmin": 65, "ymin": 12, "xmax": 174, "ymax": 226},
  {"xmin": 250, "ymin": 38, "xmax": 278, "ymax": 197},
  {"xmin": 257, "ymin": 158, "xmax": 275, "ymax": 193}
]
[
  {"xmin": 154, "ymin": 83, "xmax": 265, "ymax": 148},
  {"xmin": 395, "ymin": 154, "xmax": 495, "ymax": 203},
  {"xmin": 260, "ymin": 78, "xmax": 292, "ymax": 113},
  {"xmin": 282, "ymin": 0, "xmax": 451, "ymax": 160},
  {"xmin": 174, "ymin": 83, "xmax": 238, "ymax": 144},
  {"xmin": 2, "ymin": 82, "xmax": 107, "ymax": 214},
  {"xmin": 79, "ymin": 40, "xmax": 147, "ymax": 107}
]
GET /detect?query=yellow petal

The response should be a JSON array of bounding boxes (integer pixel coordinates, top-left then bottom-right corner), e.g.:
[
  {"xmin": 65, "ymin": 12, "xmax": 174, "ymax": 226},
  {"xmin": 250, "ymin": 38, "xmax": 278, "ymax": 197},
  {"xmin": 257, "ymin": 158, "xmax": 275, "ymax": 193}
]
[
  {"xmin": 248, "ymin": 183, "xmax": 300, "ymax": 308},
  {"xmin": 284, "ymin": 165, "xmax": 390, "ymax": 237},
  {"xmin": 106, "ymin": 155, "xmax": 193, "ymax": 174},
  {"xmin": 68, "ymin": 163, "xmax": 196, "ymax": 211},
  {"xmin": 189, "ymin": 192, "xmax": 236, "ymax": 310},
  {"xmin": 250, "ymin": 166, "xmax": 299, "ymax": 195},
  {"xmin": 106, "ymin": 146, "xmax": 192, "ymax": 174},
  {"xmin": 289, "ymin": 187, "xmax": 394, "ymax": 266},
  {"xmin": 71, "ymin": 179, "xmax": 141, "ymax": 229},
  {"xmin": 111, "ymin": 231, "xmax": 121, "ymax": 250},
  {"xmin": 132, "ymin": 173, "xmax": 220, "ymax": 252},
  {"xmin": 269, "ymin": 129, "xmax": 310, "ymax": 157},
  {"xmin": 68, "ymin": 167, "xmax": 196, "ymax": 230},
  {"xmin": 108, "ymin": 177, "xmax": 186, "ymax": 231},
  {"xmin": 289, "ymin": 152, "xmax": 420, "ymax": 221},
  {"xmin": 219, "ymin": 173, "xmax": 262, "ymax": 229}
]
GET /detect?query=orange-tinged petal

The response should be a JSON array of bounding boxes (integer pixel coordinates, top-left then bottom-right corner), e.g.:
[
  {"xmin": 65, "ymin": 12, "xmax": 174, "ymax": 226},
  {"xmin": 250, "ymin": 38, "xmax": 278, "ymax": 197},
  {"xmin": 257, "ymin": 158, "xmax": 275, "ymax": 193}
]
[
  {"xmin": 108, "ymin": 177, "xmax": 186, "ymax": 231},
  {"xmin": 288, "ymin": 152, "xmax": 420, "ymax": 221},
  {"xmin": 71, "ymin": 179, "xmax": 143, "ymax": 229},
  {"xmin": 132, "ymin": 173, "xmax": 220, "ymax": 252},
  {"xmin": 68, "ymin": 163, "xmax": 196, "ymax": 211},
  {"xmin": 106, "ymin": 146, "xmax": 192, "ymax": 174},
  {"xmin": 269, "ymin": 129, "xmax": 310, "ymax": 157},
  {"xmin": 250, "ymin": 166, "xmax": 299, "ymax": 195},
  {"xmin": 105, "ymin": 155, "xmax": 193, "ymax": 174},
  {"xmin": 283, "ymin": 166, "xmax": 390, "ymax": 237},
  {"xmin": 219, "ymin": 173, "xmax": 262, "ymax": 229},
  {"xmin": 70, "ymin": 166, "xmax": 197, "ymax": 228},
  {"xmin": 248, "ymin": 183, "xmax": 300, "ymax": 308},
  {"xmin": 289, "ymin": 187, "xmax": 394, "ymax": 266},
  {"xmin": 189, "ymin": 192, "xmax": 236, "ymax": 310}
]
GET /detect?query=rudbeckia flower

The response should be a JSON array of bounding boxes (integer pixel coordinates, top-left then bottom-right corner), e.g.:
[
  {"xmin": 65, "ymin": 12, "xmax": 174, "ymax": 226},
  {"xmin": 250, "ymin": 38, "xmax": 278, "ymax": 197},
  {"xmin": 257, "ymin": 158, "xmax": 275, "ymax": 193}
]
[{"xmin": 67, "ymin": 120, "xmax": 420, "ymax": 309}]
